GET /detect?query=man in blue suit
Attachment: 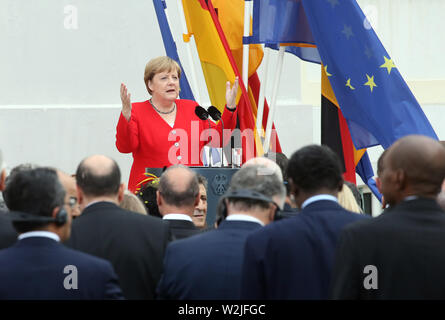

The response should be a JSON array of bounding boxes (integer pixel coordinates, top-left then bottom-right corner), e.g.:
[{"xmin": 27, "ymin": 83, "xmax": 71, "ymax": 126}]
[
  {"xmin": 0, "ymin": 167, "xmax": 123, "ymax": 299},
  {"xmin": 240, "ymin": 145, "xmax": 368, "ymax": 299},
  {"xmin": 157, "ymin": 159, "xmax": 286, "ymax": 299}
]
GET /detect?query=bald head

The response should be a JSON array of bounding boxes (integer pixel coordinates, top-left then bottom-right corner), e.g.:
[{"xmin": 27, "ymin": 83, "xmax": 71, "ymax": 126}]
[
  {"xmin": 243, "ymin": 157, "xmax": 283, "ymax": 182},
  {"xmin": 76, "ymin": 155, "xmax": 121, "ymax": 197},
  {"xmin": 158, "ymin": 165, "xmax": 199, "ymax": 208},
  {"xmin": 383, "ymin": 135, "xmax": 445, "ymax": 202}
]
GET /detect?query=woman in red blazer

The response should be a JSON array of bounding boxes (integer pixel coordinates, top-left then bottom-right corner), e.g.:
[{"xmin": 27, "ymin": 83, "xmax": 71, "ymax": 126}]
[{"xmin": 116, "ymin": 56, "xmax": 239, "ymax": 192}]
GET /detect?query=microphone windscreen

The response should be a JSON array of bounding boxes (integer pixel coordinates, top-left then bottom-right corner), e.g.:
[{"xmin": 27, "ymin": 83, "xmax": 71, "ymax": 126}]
[
  {"xmin": 208, "ymin": 106, "xmax": 222, "ymax": 121},
  {"xmin": 195, "ymin": 106, "xmax": 209, "ymax": 120}
]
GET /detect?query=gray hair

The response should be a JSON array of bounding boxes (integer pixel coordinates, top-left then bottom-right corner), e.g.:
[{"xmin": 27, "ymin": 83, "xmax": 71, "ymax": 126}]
[
  {"xmin": 197, "ymin": 174, "xmax": 208, "ymax": 189},
  {"xmin": 159, "ymin": 165, "xmax": 199, "ymax": 207},
  {"xmin": 226, "ymin": 164, "xmax": 286, "ymax": 210}
]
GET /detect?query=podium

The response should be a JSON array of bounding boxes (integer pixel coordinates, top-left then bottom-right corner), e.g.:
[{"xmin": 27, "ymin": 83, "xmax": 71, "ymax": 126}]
[{"xmin": 145, "ymin": 167, "xmax": 239, "ymax": 227}]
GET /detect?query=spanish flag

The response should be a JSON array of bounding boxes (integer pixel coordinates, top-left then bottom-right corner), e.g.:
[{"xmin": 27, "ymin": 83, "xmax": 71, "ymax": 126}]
[{"xmin": 181, "ymin": 0, "xmax": 282, "ymax": 160}]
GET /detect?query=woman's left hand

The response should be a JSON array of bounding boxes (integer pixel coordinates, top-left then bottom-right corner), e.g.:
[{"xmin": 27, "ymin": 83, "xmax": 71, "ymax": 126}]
[{"xmin": 225, "ymin": 76, "xmax": 239, "ymax": 110}]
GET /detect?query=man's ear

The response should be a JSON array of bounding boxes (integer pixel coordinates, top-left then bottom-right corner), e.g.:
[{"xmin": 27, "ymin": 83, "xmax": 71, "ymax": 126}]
[
  {"xmin": 0, "ymin": 169, "xmax": 6, "ymax": 191},
  {"xmin": 394, "ymin": 169, "xmax": 406, "ymax": 191},
  {"xmin": 117, "ymin": 183, "xmax": 125, "ymax": 203},
  {"xmin": 76, "ymin": 185, "xmax": 84, "ymax": 206},
  {"xmin": 268, "ymin": 203, "xmax": 276, "ymax": 224},
  {"xmin": 156, "ymin": 190, "xmax": 162, "ymax": 207}
]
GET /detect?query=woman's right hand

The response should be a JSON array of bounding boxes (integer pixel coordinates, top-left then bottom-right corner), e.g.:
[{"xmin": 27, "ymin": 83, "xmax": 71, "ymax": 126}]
[{"xmin": 120, "ymin": 83, "xmax": 132, "ymax": 121}]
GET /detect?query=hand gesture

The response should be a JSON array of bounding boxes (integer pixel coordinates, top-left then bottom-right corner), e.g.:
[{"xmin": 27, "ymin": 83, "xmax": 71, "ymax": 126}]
[
  {"xmin": 120, "ymin": 83, "xmax": 132, "ymax": 121},
  {"xmin": 225, "ymin": 76, "xmax": 239, "ymax": 110}
]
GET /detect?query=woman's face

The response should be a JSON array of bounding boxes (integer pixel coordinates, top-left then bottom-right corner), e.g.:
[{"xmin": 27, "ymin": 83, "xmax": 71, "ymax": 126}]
[{"xmin": 148, "ymin": 69, "xmax": 179, "ymax": 102}]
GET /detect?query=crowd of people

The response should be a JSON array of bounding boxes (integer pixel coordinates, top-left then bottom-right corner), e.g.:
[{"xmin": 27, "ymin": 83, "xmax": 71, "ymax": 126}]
[
  {"xmin": 1, "ymin": 134, "xmax": 445, "ymax": 299},
  {"xmin": 2, "ymin": 55, "xmax": 445, "ymax": 300}
]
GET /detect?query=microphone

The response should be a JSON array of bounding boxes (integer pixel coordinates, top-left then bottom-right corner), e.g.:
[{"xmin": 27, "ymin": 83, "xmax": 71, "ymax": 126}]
[
  {"xmin": 207, "ymin": 106, "xmax": 225, "ymax": 167},
  {"xmin": 195, "ymin": 106, "xmax": 212, "ymax": 166},
  {"xmin": 207, "ymin": 106, "xmax": 222, "ymax": 121},
  {"xmin": 195, "ymin": 106, "xmax": 209, "ymax": 120}
]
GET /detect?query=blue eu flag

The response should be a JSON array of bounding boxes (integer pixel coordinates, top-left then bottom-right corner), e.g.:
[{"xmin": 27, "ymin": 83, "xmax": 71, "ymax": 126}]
[
  {"xmin": 302, "ymin": 0, "xmax": 437, "ymax": 148},
  {"xmin": 251, "ymin": 0, "xmax": 437, "ymax": 149}
]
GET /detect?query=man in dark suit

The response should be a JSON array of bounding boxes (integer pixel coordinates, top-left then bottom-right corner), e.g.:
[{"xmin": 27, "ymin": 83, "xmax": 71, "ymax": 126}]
[
  {"xmin": 0, "ymin": 149, "xmax": 18, "ymax": 249},
  {"xmin": 157, "ymin": 165, "xmax": 201, "ymax": 240},
  {"xmin": 331, "ymin": 135, "xmax": 445, "ymax": 299},
  {"xmin": 65, "ymin": 155, "xmax": 170, "ymax": 299},
  {"xmin": 0, "ymin": 167, "xmax": 123, "ymax": 299},
  {"xmin": 157, "ymin": 159, "xmax": 286, "ymax": 299},
  {"xmin": 240, "ymin": 145, "xmax": 367, "ymax": 299}
]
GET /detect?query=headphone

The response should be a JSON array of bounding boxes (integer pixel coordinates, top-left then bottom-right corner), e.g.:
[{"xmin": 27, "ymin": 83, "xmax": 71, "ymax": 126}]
[
  {"xmin": 216, "ymin": 189, "xmax": 283, "ymax": 226},
  {"xmin": 8, "ymin": 206, "xmax": 68, "ymax": 226}
]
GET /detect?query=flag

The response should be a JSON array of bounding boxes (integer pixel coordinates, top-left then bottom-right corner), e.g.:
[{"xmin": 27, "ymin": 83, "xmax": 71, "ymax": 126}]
[
  {"xmin": 212, "ymin": 0, "xmax": 282, "ymax": 154},
  {"xmin": 252, "ymin": 0, "xmax": 437, "ymax": 149},
  {"xmin": 153, "ymin": 0, "xmax": 195, "ymax": 100},
  {"xmin": 322, "ymin": 63, "xmax": 381, "ymax": 201},
  {"xmin": 302, "ymin": 0, "xmax": 438, "ymax": 148},
  {"xmin": 181, "ymin": 0, "xmax": 282, "ymax": 161}
]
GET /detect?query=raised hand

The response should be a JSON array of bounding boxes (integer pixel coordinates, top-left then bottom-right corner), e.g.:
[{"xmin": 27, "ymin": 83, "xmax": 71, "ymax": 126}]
[
  {"xmin": 225, "ymin": 76, "xmax": 239, "ymax": 110},
  {"xmin": 120, "ymin": 83, "xmax": 132, "ymax": 121}
]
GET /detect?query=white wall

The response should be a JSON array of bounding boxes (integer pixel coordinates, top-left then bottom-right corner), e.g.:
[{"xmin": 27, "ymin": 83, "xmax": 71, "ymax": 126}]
[{"xmin": 1, "ymin": 0, "xmax": 445, "ymax": 215}]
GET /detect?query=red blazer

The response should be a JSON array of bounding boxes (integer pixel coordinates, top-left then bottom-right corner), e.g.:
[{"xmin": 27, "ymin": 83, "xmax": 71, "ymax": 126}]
[{"xmin": 116, "ymin": 99, "xmax": 238, "ymax": 192}]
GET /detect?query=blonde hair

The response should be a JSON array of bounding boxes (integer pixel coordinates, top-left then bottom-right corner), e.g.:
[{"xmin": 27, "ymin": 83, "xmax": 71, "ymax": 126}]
[
  {"xmin": 144, "ymin": 56, "xmax": 181, "ymax": 95},
  {"xmin": 338, "ymin": 183, "xmax": 363, "ymax": 214},
  {"xmin": 120, "ymin": 190, "xmax": 148, "ymax": 215}
]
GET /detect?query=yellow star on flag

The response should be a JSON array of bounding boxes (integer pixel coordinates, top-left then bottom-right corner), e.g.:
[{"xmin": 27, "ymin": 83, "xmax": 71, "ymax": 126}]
[
  {"xmin": 345, "ymin": 78, "xmax": 355, "ymax": 90},
  {"xmin": 364, "ymin": 74, "xmax": 377, "ymax": 92},
  {"xmin": 379, "ymin": 56, "xmax": 396, "ymax": 74},
  {"xmin": 324, "ymin": 65, "xmax": 332, "ymax": 77}
]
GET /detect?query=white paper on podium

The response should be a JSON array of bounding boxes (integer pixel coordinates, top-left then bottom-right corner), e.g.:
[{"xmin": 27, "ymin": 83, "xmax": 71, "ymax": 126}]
[{"xmin": 202, "ymin": 146, "xmax": 229, "ymax": 167}]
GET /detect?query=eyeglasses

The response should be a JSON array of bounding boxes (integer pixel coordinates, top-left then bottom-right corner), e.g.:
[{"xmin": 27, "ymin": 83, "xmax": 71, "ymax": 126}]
[{"xmin": 65, "ymin": 196, "xmax": 78, "ymax": 208}]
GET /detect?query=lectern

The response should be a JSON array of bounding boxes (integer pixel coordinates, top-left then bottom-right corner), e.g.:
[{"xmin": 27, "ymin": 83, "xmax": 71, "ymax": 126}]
[{"xmin": 145, "ymin": 167, "xmax": 239, "ymax": 227}]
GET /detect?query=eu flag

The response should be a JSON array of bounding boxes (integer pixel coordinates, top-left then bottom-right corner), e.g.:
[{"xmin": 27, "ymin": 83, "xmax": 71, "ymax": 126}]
[
  {"xmin": 302, "ymin": 0, "xmax": 437, "ymax": 148},
  {"xmin": 251, "ymin": 0, "xmax": 437, "ymax": 149}
]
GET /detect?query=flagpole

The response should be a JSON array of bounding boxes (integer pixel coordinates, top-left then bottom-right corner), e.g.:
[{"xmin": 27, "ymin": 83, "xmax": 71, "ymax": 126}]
[
  {"xmin": 242, "ymin": 0, "xmax": 252, "ymax": 90},
  {"xmin": 177, "ymin": 0, "xmax": 201, "ymax": 103},
  {"xmin": 263, "ymin": 45, "xmax": 285, "ymax": 153},
  {"xmin": 256, "ymin": 45, "xmax": 270, "ymax": 141}
]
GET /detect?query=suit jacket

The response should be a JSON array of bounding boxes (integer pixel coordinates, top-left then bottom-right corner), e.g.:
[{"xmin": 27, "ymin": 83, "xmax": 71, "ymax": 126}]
[
  {"xmin": 0, "ymin": 236, "xmax": 123, "ymax": 299},
  {"xmin": 157, "ymin": 220, "xmax": 262, "ymax": 299},
  {"xmin": 65, "ymin": 201, "xmax": 170, "ymax": 299},
  {"xmin": 115, "ymin": 99, "xmax": 238, "ymax": 192},
  {"xmin": 241, "ymin": 200, "xmax": 368, "ymax": 300},
  {"xmin": 0, "ymin": 210, "xmax": 17, "ymax": 249},
  {"xmin": 331, "ymin": 198, "xmax": 445, "ymax": 300},
  {"xmin": 165, "ymin": 219, "xmax": 201, "ymax": 241}
]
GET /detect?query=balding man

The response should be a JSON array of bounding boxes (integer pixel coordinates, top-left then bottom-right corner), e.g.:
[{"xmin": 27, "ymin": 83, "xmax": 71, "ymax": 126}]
[
  {"xmin": 331, "ymin": 135, "xmax": 445, "ymax": 299},
  {"xmin": 57, "ymin": 170, "xmax": 81, "ymax": 219},
  {"xmin": 65, "ymin": 155, "xmax": 170, "ymax": 299},
  {"xmin": 157, "ymin": 165, "xmax": 201, "ymax": 240},
  {"xmin": 157, "ymin": 161, "xmax": 285, "ymax": 299}
]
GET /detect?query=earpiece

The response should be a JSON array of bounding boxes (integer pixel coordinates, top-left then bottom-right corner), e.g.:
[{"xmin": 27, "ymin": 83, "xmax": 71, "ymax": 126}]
[{"xmin": 8, "ymin": 206, "xmax": 68, "ymax": 226}]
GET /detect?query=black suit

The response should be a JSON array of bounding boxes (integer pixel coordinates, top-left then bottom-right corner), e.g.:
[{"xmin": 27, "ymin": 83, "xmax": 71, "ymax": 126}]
[
  {"xmin": 331, "ymin": 198, "xmax": 445, "ymax": 299},
  {"xmin": 65, "ymin": 201, "xmax": 170, "ymax": 299},
  {"xmin": 0, "ymin": 210, "xmax": 18, "ymax": 249},
  {"xmin": 0, "ymin": 236, "xmax": 123, "ymax": 299},
  {"xmin": 164, "ymin": 218, "xmax": 200, "ymax": 240}
]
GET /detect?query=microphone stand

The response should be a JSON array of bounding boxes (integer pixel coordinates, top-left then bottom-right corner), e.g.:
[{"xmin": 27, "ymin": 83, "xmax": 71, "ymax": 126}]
[{"xmin": 207, "ymin": 119, "xmax": 212, "ymax": 167}]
